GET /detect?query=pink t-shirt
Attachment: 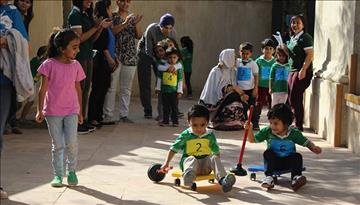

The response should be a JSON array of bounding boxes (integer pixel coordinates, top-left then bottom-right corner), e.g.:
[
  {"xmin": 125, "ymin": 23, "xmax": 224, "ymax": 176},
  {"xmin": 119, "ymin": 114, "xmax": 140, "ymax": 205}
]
[{"xmin": 38, "ymin": 58, "xmax": 86, "ymax": 116}]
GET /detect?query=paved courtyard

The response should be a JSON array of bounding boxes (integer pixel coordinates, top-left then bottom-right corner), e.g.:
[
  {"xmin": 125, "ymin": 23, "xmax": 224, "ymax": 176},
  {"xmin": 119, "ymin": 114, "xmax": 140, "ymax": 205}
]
[{"xmin": 1, "ymin": 98, "xmax": 359, "ymax": 205}]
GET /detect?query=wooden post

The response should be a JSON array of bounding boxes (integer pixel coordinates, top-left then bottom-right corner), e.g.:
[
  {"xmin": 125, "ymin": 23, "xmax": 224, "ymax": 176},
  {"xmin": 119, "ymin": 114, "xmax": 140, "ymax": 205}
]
[
  {"xmin": 349, "ymin": 53, "xmax": 358, "ymax": 93},
  {"xmin": 334, "ymin": 84, "xmax": 343, "ymax": 147}
]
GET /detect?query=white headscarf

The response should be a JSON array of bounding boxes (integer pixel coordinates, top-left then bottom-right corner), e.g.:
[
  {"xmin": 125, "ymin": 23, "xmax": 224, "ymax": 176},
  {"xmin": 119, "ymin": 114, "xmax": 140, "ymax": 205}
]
[{"xmin": 200, "ymin": 49, "xmax": 236, "ymax": 106}]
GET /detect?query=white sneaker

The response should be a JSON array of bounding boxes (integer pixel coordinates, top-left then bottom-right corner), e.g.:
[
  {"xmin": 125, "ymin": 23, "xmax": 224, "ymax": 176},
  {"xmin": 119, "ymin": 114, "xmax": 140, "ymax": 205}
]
[{"xmin": 261, "ymin": 176, "xmax": 274, "ymax": 189}]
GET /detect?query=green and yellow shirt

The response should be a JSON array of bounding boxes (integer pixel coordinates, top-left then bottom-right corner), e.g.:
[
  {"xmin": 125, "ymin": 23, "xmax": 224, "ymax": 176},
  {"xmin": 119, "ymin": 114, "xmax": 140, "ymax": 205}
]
[{"xmin": 171, "ymin": 128, "xmax": 220, "ymax": 170}]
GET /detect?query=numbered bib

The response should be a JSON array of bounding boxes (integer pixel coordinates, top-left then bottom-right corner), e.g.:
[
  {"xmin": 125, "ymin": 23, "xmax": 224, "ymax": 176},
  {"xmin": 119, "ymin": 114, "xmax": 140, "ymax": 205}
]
[
  {"xmin": 260, "ymin": 67, "xmax": 271, "ymax": 80},
  {"xmin": 237, "ymin": 66, "xmax": 252, "ymax": 81},
  {"xmin": 275, "ymin": 68, "xmax": 289, "ymax": 81},
  {"xmin": 162, "ymin": 72, "xmax": 177, "ymax": 86},
  {"xmin": 186, "ymin": 138, "xmax": 211, "ymax": 157}
]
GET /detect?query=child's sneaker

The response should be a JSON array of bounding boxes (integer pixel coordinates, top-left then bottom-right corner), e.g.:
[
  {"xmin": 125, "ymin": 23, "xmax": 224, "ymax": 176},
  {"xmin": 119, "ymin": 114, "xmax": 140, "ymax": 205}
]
[
  {"xmin": 291, "ymin": 175, "xmax": 307, "ymax": 191},
  {"xmin": 261, "ymin": 176, "xmax": 274, "ymax": 189},
  {"xmin": 51, "ymin": 176, "xmax": 63, "ymax": 187},
  {"xmin": 67, "ymin": 171, "xmax": 78, "ymax": 186},
  {"xmin": 220, "ymin": 174, "xmax": 236, "ymax": 193}
]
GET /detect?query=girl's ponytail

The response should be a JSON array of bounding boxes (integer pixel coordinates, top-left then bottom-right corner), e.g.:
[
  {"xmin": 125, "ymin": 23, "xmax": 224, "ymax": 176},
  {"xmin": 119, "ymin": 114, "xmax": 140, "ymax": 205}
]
[{"xmin": 46, "ymin": 30, "xmax": 59, "ymax": 58}]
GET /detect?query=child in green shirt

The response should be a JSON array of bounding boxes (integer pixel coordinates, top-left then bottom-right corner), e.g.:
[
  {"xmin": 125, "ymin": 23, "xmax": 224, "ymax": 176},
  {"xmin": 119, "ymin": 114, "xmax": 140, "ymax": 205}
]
[
  {"xmin": 269, "ymin": 47, "xmax": 290, "ymax": 106},
  {"xmin": 254, "ymin": 39, "xmax": 276, "ymax": 128},
  {"xmin": 155, "ymin": 47, "xmax": 183, "ymax": 126},
  {"xmin": 160, "ymin": 104, "xmax": 236, "ymax": 192},
  {"xmin": 247, "ymin": 103, "xmax": 321, "ymax": 191}
]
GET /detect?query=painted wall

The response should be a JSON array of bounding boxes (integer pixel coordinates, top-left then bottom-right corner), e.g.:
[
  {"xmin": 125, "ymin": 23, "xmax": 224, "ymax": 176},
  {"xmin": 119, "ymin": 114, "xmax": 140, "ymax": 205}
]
[
  {"xmin": 306, "ymin": 0, "xmax": 360, "ymax": 153},
  {"xmin": 28, "ymin": 1, "xmax": 63, "ymax": 58},
  {"xmin": 116, "ymin": 0, "xmax": 273, "ymax": 96}
]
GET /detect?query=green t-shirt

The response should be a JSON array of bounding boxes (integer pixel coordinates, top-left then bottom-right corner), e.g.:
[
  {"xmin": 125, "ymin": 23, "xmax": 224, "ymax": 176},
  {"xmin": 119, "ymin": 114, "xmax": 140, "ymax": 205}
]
[
  {"xmin": 158, "ymin": 66, "xmax": 183, "ymax": 93},
  {"xmin": 255, "ymin": 127, "xmax": 309, "ymax": 157},
  {"xmin": 256, "ymin": 55, "xmax": 275, "ymax": 88},
  {"xmin": 68, "ymin": 7, "xmax": 94, "ymax": 60},
  {"xmin": 180, "ymin": 48, "xmax": 193, "ymax": 73},
  {"xmin": 270, "ymin": 62, "xmax": 290, "ymax": 92},
  {"xmin": 30, "ymin": 57, "xmax": 41, "ymax": 78},
  {"xmin": 287, "ymin": 32, "xmax": 313, "ymax": 72},
  {"xmin": 170, "ymin": 128, "xmax": 220, "ymax": 170}
]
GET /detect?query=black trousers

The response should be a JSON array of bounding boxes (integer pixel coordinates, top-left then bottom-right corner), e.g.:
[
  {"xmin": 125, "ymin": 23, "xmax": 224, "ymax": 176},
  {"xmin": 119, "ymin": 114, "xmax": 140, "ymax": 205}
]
[
  {"xmin": 184, "ymin": 72, "xmax": 192, "ymax": 95},
  {"xmin": 88, "ymin": 55, "xmax": 111, "ymax": 122},
  {"xmin": 137, "ymin": 52, "xmax": 155, "ymax": 116},
  {"xmin": 263, "ymin": 149, "xmax": 303, "ymax": 179},
  {"xmin": 161, "ymin": 92, "xmax": 178, "ymax": 124}
]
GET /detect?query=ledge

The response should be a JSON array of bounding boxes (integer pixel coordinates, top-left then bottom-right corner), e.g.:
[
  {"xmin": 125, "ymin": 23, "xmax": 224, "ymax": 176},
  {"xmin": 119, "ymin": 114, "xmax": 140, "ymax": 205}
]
[{"xmin": 345, "ymin": 93, "xmax": 360, "ymax": 112}]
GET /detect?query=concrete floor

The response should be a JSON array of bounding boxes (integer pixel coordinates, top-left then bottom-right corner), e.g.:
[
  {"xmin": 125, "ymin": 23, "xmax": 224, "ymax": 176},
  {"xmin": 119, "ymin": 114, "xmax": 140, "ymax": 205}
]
[{"xmin": 1, "ymin": 98, "xmax": 359, "ymax": 205}]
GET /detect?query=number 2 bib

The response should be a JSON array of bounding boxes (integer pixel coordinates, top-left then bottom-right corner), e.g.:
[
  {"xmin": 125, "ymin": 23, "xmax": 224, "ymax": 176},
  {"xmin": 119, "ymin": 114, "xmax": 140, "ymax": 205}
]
[{"xmin": 186, "ymin": 138, "xmax": 211, "ymax": 157}]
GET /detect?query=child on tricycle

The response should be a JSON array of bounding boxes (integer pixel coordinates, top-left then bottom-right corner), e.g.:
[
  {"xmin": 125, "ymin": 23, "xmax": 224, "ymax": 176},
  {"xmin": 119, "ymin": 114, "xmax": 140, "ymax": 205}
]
[{"xmin": 160, "ymin": 104, "xmax": 236, "ymax": 192}]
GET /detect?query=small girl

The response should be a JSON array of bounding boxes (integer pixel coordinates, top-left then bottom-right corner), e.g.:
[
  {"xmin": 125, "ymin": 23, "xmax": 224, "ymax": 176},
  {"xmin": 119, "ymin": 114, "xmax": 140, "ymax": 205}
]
[
  {"xmin": 36, "ymin": 29, "xmax": 85, "ymax": 187},
  {"xmin": 269, "ymin": 47, "xmax": 290, "ymax": 106},
  {"xmin": 180, "ymin": 36, "xmax": 194, "ymax": 99}
]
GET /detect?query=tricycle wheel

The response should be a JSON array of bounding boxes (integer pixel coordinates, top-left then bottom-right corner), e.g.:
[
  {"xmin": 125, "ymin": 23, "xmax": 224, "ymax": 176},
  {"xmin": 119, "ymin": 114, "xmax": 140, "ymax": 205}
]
[
  {"xmin": 174, "ymin": 178, "xmax": 181, "ymax": 186},
  {"xmin": 191, "ymin": 183, "xmax": 197, "ymax": 191},
  {"xmin": 147, "ymin": 163, "xmax": 166, "ymax": 183}
]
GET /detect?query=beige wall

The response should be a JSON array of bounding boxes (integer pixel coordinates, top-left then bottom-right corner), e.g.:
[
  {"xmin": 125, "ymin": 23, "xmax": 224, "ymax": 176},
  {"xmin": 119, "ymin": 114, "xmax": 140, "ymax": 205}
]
[
  {"xmin": 120, "ymin": 0, "xmax": 273, "ymax": 96},
  {"xmin": 28, "ymin": 1, "xmax": 63, "ymax": 58},
  {"xmin": 28, "ymin": 1, "xmax": 272, "ymax": 96},
  {"xmin": 306, "ymin": 0, "xmax": 360, "ymax": 153}
]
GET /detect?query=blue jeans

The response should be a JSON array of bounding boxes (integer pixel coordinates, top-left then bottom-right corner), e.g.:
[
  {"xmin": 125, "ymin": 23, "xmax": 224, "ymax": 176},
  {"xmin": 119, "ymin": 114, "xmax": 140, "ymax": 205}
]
[{"xmin": 45, "ymin": 115, "xmax": 78, "ymax": 177}]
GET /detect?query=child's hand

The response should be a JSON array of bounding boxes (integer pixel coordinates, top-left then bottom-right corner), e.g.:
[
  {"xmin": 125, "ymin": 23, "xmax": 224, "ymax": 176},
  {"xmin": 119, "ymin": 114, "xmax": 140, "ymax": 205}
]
[
  {"xmin": 35, "ymin": 111, "xmax": 45, "ymax": 123},
  {"xmin": 269, "ymin": 89, "xmax": 273, "ymax": 94},
  {"xmin": 244, "ymin": 120, "xmax": 253, "ymax": 130},
  {"xmin": 177, "ymin": 93, "xmax": 182, "ymax": 99},
  {"xmin": 252, "ymin": 87, "xmax": 258, "ymax": 97},
  {"xmin": 160, "ymin": 163, "xmax": 170, "ymax": 173},
  {"xmin": 241, "ymin": 94, "xmax": 249, "ymax": 102},
  {"xmin": 311, "ymin": 146, "xmax": 322, "ymax": 154},
  {"xmin": 78, "ymin": 114, "xmax": 84, "ymax": 125}
]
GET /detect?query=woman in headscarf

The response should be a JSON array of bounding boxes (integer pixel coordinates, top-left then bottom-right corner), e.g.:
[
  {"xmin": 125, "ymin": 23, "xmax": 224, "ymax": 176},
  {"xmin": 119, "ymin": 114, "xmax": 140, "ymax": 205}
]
[{"xmin": 199, "ymin": 49, "xmax": 248, "ymax": 130}]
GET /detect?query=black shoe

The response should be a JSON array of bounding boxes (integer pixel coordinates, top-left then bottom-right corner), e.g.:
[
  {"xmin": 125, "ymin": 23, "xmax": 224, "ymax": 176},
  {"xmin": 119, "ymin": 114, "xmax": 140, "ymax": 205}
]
[
  {"xmin": 88, "ymin": 120, "xmax": 102, "ymax": 129},
  {"xmin": 144, "ymin": 114, "xmax": 152, "ymax": 119},
  {"xmin": 78, "ymin": 124, "xmax": 89, "ymax": 135}
]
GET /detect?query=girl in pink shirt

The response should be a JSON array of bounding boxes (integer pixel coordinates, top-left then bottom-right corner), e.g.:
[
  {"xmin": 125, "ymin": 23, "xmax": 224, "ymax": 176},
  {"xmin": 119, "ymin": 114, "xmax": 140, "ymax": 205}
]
[{"xmin": 35, "ymin": 29, "xmax": 85, "ymax": 187}]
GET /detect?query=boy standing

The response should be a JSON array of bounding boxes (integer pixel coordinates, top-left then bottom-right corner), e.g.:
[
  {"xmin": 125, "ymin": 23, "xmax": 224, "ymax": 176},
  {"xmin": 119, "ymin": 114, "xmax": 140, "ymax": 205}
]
[
  {"xmin": 254, "ymin": 39, "xmax": 276, "ymax": 128},
  {"xmin": 236, "ymin": 42, "xmax": 260, "ymax": 129},
  {"xmin": 161, "ymin": 104, "xmax": 236, "ymax": 192}
]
